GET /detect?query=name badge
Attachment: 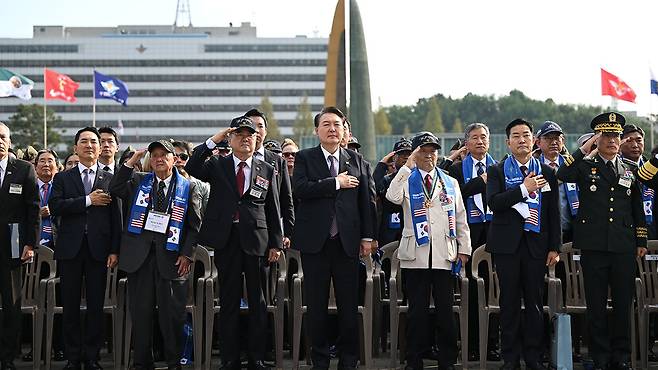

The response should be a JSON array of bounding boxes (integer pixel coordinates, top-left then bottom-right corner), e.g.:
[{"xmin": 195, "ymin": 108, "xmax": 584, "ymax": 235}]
[
  {"xmin": 249, "ymin": 188, "xmax": 263, "ymax": 198},
  {"xmin": 144, "ymin": 211, "xmax": 170, "ymax": 234},
  {"xmin": 618, "ymin": 177, "xmax": 632, "ymax": 188},
  {"xmin": 541, "ymin": 183, "xmax": 552, "ymax": 192},
  {"xmin": 9, "ymin": 184, "xmax": 22, "ymax": 194},
  {"xmin": 442, "ymin": 203, "xmax": 455, "ymax": 212}
]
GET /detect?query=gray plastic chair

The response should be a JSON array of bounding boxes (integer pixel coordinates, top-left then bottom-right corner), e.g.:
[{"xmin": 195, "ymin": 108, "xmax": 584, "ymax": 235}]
[
  {"xmin": 388, "ymin": 249, "xmax": 469, "ymax": 368},
  {"xmin": 120, "ymin": 245, "xmax": 210, "ymax": 370},
  {"xmin": 373, "ymin": 241, "xmax": 399, "ymax": 354},
  {"xmin": 23, "ymin": 246, "xmax": 56, "ymax": 370},
  {"xmin": 203, "ymin": 248, "xmax": 286, "ymax": 370},
  {"xmin": 291, "ymin": 251, "xmax": 374, "ymax": 369}
]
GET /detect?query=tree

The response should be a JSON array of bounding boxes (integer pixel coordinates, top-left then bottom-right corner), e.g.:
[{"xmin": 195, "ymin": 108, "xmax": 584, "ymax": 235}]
[
  {"xmin": 423, "ymin": 97, "xmax": 445, "ymax": 133},
  {"xmin": 7, "ymin": 104, "xmax": 63, "ymax": 150},
  {"xmin": 373, "ymin": 107, "xmax": 392, "ymax": 135},
  {"xmin": 259, "ymin": 95, "xmax": 282, "ymax": 141},
  {"xmin": 452, "ymin": 117, "xmax": 464, "ymax": 133},
  {"xmin": 293, "ymin": 95, "xmax": 314, "ymax": 143}
]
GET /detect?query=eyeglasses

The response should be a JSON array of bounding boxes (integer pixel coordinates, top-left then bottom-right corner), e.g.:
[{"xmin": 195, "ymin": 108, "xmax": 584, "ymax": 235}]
[
  {"xmin": 176, "ymin": 153, "xmax": 189, "ymax": 161},
  {"xmin": 282, "ymin": 152, "xmax": 297, "ymax": 158}
]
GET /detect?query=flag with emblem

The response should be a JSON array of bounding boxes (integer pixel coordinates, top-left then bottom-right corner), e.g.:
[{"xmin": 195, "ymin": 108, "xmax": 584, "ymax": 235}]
[
  {"xmin": 44, "ymin": 68, "xmax": 79, "ymax": 102},
  {"xmin": 601, "ymin": 68, "xmax": 636, "ymax": 103},
  {"xmin": 94, "ymin": 70, "xmax": 129, "ymax": 106},
  {"xmin": 0, "ymin": 68, "xmax": 33, "ymax": 100},
  {"xmin": 651, "ymin": 69, "xmax": 658, "ymax": 95}
]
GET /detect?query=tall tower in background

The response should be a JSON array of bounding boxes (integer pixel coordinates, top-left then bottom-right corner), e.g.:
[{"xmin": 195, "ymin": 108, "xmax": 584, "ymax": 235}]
[
  {"xmin": 174, "ymin": 0, "xmax": 193, "ymax": 30},
  {"xmin": 325, "ymin": 0, "xmax": 376, "ymax": 160}
]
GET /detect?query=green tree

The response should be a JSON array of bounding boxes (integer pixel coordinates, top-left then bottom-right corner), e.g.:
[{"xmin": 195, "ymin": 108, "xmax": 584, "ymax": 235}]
[
  {"xmin": 259, "ymin": 95, "xmax": 282, "ymax": 141},
  {"xmin": 7, "ymin": 104, "xmax": 63, "ymax": 150},
  {"xmin": 293, "ymin": 95, "xmax": 314, "ymax": 143},
  {"xmin": 423, "ymin": 97, "xmax": 445, "ymax": 133},
  {"xmin": 373, "ymin": 107, "xmax": 392, "ymax": 135},
  {"xmin": 452, "ymin": 117, "xmax": 464, "ymax": 133}
]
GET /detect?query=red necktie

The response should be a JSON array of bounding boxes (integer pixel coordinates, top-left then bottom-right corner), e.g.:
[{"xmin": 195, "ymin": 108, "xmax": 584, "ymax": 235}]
[
  {"xmin": 424, "ymin": 174, "xmax": 433, "ymax": 193},
  {"xmin": 41, "ymin": 183, "xmax": 49, "ymax": 207},
  {"xmin": 236, "ymin": 162, "xmax": 247, "ymax": 196}
]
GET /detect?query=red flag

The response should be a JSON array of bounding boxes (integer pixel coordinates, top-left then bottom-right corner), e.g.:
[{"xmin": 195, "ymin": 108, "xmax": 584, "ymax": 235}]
[
  {"xmin": 44, "ymin": 68, "xmax": 79, "ymax": 102},
  {"xmin": 601, "ymin": 68, "xmax": 636, "ymax": 103}
]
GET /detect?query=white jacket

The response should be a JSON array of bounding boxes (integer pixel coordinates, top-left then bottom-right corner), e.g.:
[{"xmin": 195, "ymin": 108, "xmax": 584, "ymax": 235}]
[{"xmin": 386, "ymin": 165, "xmax": 472, "ymax": 270}]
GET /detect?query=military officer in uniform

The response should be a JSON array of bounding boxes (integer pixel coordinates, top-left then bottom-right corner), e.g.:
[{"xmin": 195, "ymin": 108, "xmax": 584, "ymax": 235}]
[{"xmin": 557, "ymin": 112, "xmax": 647, "ymax": 370}]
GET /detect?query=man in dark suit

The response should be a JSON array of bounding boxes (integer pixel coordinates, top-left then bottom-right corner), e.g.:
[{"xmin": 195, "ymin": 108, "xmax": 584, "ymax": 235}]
[
  {"xmin": 185, "ymin": 116, "xmax": 282, "ymax": 370},
  {"xmin": 97, "ymin": 127, "xmax": 119, "ymax": 175},
  {"xmin": 245, "ymin": 108, "xmax": 295, "ymax": 248},
  {"xmin": 448, "ymin": 122, "xmax": 501, "ymax": 362},
  {"xmin": 49, "ymin": 127, "xmax": 121, "ymax": 370},
  {"xmin": 110, "ymin": 139, "xmax": 201, "ymax": 370},
  {"xmin": 292, "ymin": 106, "xmax": 376, "ymax": 370},
  {"xmin": 561, "ymin": 113, "xmax": 647, "ymax": 370},
  {"xmin": 486, "ymin": 118, "xmax": 561, "ymax": 370},
  {"xmin": 0, "ymin": 122, "xmax": 39, "ymax": 370}
]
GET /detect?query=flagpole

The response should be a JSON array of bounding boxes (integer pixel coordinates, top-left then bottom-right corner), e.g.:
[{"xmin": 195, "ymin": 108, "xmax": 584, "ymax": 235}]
[
  {"xmin": 43, "ymin": 67, "xmax": 47, "ymax": 148},
  {"xmin": 92, "ymin": 69, "xmax": 96, "ymax": 127}
]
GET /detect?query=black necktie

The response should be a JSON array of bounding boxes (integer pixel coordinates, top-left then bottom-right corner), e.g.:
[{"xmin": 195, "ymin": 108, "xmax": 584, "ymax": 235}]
[
  {"xmin": 476, "ymin": 162, "xmax": 485, "ymax": 176},
  {"xmin": 606, "ymin": 161, "xmax": 616, "ymax": 178},
  {"xmin": 520, "ymin": 165, "xmax": 528, "ymax": 177},
  {"xmin": 156, "ymin": 181, "xmax": 166, "ymax": 212},
  {"xmin": 103, "ymin": 165, "xmax": 111, "ymax": 172}
]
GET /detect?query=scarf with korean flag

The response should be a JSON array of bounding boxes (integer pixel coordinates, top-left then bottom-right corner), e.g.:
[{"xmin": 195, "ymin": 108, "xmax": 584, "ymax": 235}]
[
  {"xmin": 462, "ymin": 153, "xmax": 496, "ymax": 223},
  {"xmin": 503, "ymin": 156, "xmax": 542, "ymax": 233},
  {"xmin": 409, "ymin": 167, "xmax": 456, "ymax": 248},
  {"xmin": 127, "ymin": 167, "xmax": 190, "ymax": 252}
]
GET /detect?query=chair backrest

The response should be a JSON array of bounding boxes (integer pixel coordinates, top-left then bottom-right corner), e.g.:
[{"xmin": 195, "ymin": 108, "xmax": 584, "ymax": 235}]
[
  {"xmin": 556, "ymin": 242, "xmax": 586, "ymax": 308},
  {"xmin": 104, "ymin": 267, "xmax": 119, "ymax": 306},
  {"xmin": 185, "ymin": 245, "xmax": 212, "ymax": 306},
  {"xmin": 636, "ymin": 240, "xmax": 658, "ymax": 306},
  {"xmin": 470, "ymin": 245, "xmax": 500, "ymax": 306},
  {"xmin": 22, "ymin": 246, "xmax": 57, "ymax": 306},
  {"xmin": 376, "ymin": 241, "xmax": 399, "ymax": 275},
  {"xmin": 265, "ymin": 252, "xmax": 288, "ymax": 306}
]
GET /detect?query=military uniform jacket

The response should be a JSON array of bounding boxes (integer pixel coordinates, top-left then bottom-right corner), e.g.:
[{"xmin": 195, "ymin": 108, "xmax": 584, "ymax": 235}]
[{"xmin": 556, "ymin": 150, "xmax": 647, "ymax": 253}]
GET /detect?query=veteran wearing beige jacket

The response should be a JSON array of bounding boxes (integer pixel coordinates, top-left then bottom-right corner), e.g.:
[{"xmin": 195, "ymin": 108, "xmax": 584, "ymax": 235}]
[{"xmin": 386, "ymin": 131, "xmax": 471, "ymax": 370}]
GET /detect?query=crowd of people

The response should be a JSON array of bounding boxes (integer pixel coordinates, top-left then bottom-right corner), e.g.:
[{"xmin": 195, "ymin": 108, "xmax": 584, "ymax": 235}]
[{"xmin": 0, "ymin": 106, "xmax": 656, "ymax": 370}]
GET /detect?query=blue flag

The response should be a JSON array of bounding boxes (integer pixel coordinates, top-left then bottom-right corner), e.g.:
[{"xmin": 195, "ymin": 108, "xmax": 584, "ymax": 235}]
[
  {"xmin": 94, "ymin": 70, "xmax": 129, "ymax": 106},
  {"xmin": 651, "ymin": 69, "xmax": 658, "ymax": 95}
]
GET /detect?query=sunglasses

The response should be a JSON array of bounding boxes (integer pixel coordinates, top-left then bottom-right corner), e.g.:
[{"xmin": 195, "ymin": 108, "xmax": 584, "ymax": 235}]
[
  {"xmin": 282, "ymin": 152, "xmax": 297, "ymax": 158},
  {"xmin": 176, "ymin": 153, "xmax": 189, "ymax": 161}
]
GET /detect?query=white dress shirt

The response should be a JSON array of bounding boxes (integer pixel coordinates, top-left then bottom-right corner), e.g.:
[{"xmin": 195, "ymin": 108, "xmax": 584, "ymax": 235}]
[
  {"xmin": 255, "ymin": 147, "xmax": 266, "ymax": 160},
  {"xmin": 320, "ymin": 145, "xmax": 341, "ymax": 190},
  {"xmin": 78, "ymin": 162, "xmax": 98, "ymax": 207},
  {"xmin": 232, "ymin": 155, "xmax": 253, "ymax": 195},
  {"xmin": 471, "ymin": 158, "xmax": 487, "ymax": 213},
  {"xmin": 0, "ymin": 157, "xmax": 7, "ymax": 187}
]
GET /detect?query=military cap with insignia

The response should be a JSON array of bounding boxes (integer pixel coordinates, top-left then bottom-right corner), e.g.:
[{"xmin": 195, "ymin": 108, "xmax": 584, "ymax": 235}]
[
  {"xmin": 147, "ymin": 139, "xmax": 176, "ymax": 154},
  {"xmin": 347, "ymin": 136, "xmax": 361, "ymax": 150},
  {"xmin": 411, "ymin": 131, "xmax": 441, "ymax": 151},
  {"xmin": 591, "ymin": 111, "xmax": 625, "ymax": 134},
  {"xmin": 229, "ymin": 116, "xmax": 256, "ymax": 133},
  {"xmin": 263, "ymin": 139, "xmax": 282, "ymax": 154},
  {"xmin": 536, "ymin": 121, "xmax": 564, "ymax": 137},
  {"xmin": 393, "ymin": 138, "xmax": 412, "ymax": 153}
]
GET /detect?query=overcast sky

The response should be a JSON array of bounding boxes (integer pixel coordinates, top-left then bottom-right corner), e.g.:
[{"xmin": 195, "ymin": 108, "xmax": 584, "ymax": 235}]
[{"xmin": 2, "ymin": 0, "xmax": 658, "ymax": 115}]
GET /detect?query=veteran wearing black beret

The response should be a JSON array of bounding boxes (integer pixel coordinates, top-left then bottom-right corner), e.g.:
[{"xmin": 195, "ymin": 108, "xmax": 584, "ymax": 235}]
[{"xmin": 557, "ymin": 112, "xmax": 647, "ymax": 370}]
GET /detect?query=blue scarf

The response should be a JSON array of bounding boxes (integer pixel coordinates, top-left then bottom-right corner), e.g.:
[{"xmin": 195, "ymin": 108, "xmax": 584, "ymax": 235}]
[
  {"xmin": 39, "ymin": 183, "xmax": 53, "ymax": 246},
  {"xmin": 504, "ymin": 156, "xmax": 542, "ymax": 233},
  {"xmin": 409, "ymin": 167, "xmax": 457, "ymax": 248},
  {"xmin": 462, "ymin": 153, "xmax": 496, "ymax": 223},
  {"xmin": 127, "ymin": 168, "xmax": 191, "ymax": 252},
  {"xmin": 639, "ymin": 158, "xmax": 655, "ymax": 224},
  {"xmin": 541, "ymin": 154, "xmax": 579, "ymax": 216}
]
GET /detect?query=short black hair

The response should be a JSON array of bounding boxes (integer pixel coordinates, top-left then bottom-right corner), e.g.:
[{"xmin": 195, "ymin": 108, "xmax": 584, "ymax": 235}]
[
  {"xmin": 63, "ymin": 152, "xmax": 78, "ymax": 164},
  {"xmin": 98, "ymin": 126, "xmax": 119, "ymax": 144},
  {"xmin": 314, "ymin": 106, "xmax": 346, "ymax": 127},
  {"xmin": 505, "ymin": 118, "xmax": 533, "ymax": 138},
  {"xmin": 74, "ymin": 127, "xmax": 101, "ymax": 144},
  {"xmin": 171, "ymin": 140, "xmax": 191, "ymax": 155},
  {"xmin": 35, "ymin": 149, "xmax": 58, "ymax": 163},
  {"xmin": 244, "ymin": 108, "xmax": 268, "ymax": 127}
]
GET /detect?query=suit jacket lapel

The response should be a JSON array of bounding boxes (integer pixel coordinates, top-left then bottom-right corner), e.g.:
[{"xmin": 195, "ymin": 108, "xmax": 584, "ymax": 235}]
[
  {"xmin": 71, "ymin": 167, "xmax": 86, "ymax": 195},
  {"xmin": 248, "ymin": 157, "xmax": 265, "ymax": 196},
  {"xmin": 224, "ymin": 155, "xmax": 239, "ymax": 198},
  {"xmin": 1, "ymin": 157, "xmax": 16, "ymax": 192},
  {"xmin": 339, "ymin": 147, "xmax": 351, "ymax": 174},
  {"xmin": 595, "ymin": 155, "xmax": 616, "ymax": 184},
  {"xmin": 314, "ymin": 145, "xmax": 332, "ymax": 178}
]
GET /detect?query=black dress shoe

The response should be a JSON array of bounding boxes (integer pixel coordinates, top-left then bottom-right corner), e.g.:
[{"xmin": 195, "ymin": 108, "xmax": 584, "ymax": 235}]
[
  {"xmin": 499, "ymin": 362, "xmax": 521, "ymax": 370},
  {"xmin": 62, "ymin": 361, "xmax": 82, "ymax": 370},
  {"xmin": 488, "ymin": 348, "xmax": 502, "ymax": 361},
  {"xmin": 248, "ymin": 360, "xmax": 271, "ymax": 370},
  {"xmin": 1, "ymin": 361, "xmax": 17, "ymax": 370},
  {"xmin": 22, "ymin": 350, "xmax": 33, "ymax": 362},
  {"xmin": 54, "ymin": 350, "xmax": 66, "ymax": 362},
  {"xmin": 422, "ymin": 346, "xmax": 441, "ymax": 361},
  {"xmin": 84, "ymin": 361, "xmax": 103, "ymax": 370}
]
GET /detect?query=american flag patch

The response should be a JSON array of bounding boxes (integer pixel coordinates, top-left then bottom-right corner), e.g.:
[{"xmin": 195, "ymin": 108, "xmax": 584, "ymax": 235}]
[
  {"xmin": 644, "ymin": 188, "xmax": 655, "ymax": 197},
  {"xmin": 448, "ymin": 215, "xmax": 456, "ymax": 230},
  {"xmin": 130, "ymin": 214, "xmax": 145, "ymax": 228},
  {"xmin": 571, "ymin": 201, "xmax": 579, "ymax": 209},
  {"xmin": 526, "ymin": 208, "xmax": 539, "ymax": 226},
  {"xmin": 469, "ymin": 210, "xmax": 481, "ymax": 217},
  {"xmin": 42, "ymin": 226, "xmax": 52, "ymax": 233},
  {"xmin": 171, "ymin": 205, "xmax": 185, "ymax": 223},
  {"xmin": 413, "ymin": 208, "xmax": 427, "ymax": 217}
]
